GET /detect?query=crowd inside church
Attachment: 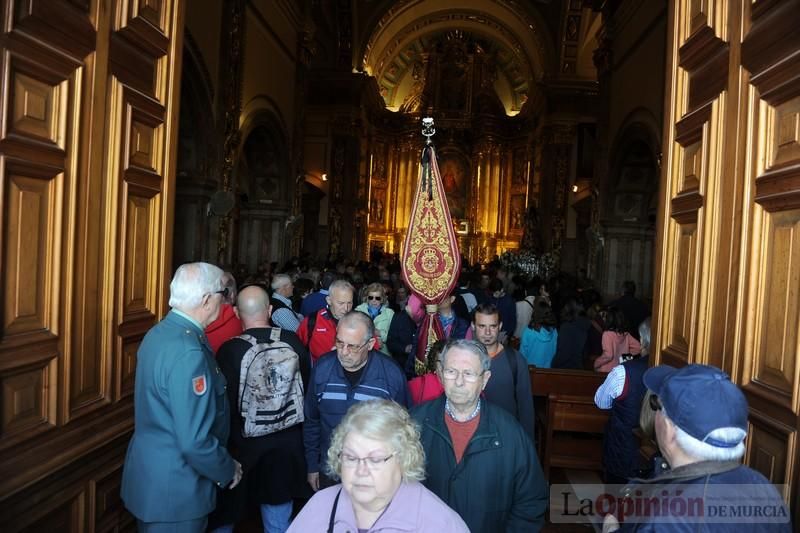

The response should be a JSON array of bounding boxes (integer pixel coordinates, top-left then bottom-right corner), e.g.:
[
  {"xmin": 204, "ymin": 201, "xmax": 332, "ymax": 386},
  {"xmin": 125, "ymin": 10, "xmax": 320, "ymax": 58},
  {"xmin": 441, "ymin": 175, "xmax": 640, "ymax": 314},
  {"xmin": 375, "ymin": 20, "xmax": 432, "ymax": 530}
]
[{"xmin": 120, "ymin": 255, "xmax": 791, "ymax": 532}]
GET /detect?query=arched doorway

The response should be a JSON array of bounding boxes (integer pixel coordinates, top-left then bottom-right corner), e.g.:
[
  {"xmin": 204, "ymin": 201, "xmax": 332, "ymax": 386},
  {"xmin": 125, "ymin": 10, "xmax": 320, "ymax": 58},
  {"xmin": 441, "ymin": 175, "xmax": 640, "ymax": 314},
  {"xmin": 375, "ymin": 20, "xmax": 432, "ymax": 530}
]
[
  {"xmin": 301, "ymin": 181, "xmax": 326, "ymax": 258},
  {"xmin": 232, "ymin": 116, "xmax": 292, "ymax": 274},
  {"xmin": 173, "ymin": 35, "xmax": 218, "ymax": 267},
  {"xmin": 601, "ymin": 119, "xmax": 660, "ymax": 301}
]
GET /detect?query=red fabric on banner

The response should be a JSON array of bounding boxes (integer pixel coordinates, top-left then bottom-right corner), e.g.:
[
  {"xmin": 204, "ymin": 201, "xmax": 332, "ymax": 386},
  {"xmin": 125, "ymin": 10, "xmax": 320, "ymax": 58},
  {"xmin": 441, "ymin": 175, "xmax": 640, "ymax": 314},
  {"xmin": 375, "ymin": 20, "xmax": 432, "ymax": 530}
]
[{"xmin": 401, "ymin": 142, "xmax": 461, "ymax": 373}]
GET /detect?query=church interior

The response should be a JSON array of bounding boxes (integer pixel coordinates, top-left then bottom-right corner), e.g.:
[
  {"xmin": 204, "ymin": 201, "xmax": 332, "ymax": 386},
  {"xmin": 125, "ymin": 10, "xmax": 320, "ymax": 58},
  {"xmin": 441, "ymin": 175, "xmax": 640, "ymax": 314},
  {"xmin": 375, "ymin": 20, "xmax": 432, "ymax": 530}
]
[{"xmin": 1, "ymin": 0, "xmax": 799, "ymax": 529}]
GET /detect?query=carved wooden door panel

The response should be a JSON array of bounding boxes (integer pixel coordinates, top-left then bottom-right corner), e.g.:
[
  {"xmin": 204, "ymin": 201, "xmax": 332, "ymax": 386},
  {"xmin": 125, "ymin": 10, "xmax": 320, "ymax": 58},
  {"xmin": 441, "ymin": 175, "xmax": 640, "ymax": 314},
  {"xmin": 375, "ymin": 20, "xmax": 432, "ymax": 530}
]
[
  {"xmin": 654, "ymin": 0, "xmax": 800, "ymax": 514},
  {"xmin": 0, "ymin": 1, "xmax": 184, "ymax": 530}
]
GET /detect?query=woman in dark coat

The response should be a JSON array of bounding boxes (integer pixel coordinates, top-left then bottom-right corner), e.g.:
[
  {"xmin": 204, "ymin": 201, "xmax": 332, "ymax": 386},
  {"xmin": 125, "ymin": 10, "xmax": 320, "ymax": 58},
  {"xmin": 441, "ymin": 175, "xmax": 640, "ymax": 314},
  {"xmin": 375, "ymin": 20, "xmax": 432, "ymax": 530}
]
[{"xmin": 551, "ymin": 298, "xmax": 591, "ymax": 369}]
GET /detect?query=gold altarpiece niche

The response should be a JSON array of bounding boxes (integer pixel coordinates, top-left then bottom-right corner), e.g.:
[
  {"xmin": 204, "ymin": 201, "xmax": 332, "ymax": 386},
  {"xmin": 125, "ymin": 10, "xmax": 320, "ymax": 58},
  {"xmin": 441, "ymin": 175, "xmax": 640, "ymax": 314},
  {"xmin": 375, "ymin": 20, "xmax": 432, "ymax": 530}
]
[{"xmin": 364, "ymin": 31, "xmax": 536, "ymax": 263}]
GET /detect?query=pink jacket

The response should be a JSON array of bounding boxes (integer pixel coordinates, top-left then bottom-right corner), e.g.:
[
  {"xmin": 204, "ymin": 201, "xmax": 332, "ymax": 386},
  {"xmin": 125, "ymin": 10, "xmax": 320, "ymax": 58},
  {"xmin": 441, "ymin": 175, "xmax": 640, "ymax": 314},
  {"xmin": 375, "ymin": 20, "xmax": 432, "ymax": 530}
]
[
  {"xmin": 287, "ymin": 481, "xmax": 469, "ymax": 533},
  {"xmin": 408, "ymin": 373, "xmax": 445, "ymax": 405},
  {"xmin": 594, "ymin": 331, "xmax": 641, "ymax": 373}
]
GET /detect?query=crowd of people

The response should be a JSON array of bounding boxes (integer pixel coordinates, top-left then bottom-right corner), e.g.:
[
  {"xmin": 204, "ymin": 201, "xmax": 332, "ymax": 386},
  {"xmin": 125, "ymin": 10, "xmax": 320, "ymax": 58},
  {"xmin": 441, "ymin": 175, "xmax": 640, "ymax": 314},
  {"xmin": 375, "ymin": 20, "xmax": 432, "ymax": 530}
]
[{"xmin": 119, "ymin": 257, "xmax": 791, "ymax": 532}]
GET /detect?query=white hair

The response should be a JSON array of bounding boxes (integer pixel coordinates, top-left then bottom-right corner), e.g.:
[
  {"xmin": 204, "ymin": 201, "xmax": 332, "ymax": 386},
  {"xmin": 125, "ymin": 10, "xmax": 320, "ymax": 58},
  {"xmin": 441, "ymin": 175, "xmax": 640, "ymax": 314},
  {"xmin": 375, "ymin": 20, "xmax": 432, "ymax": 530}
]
[
  {"xmin": 169, "ymin": 262, "xmax": 223, "ymax": 310},
  {"xmin": 664, "ymin": 410, "xmax": 746, "ymax": 462},
  {"xmin": 271, "ymin": 273, "xmax": 292, "ymax": 291},
  {"xmin": 329, "ymin": 279, "xmax": 355, "ymax": 295},
  {"xmin": 441, "ymin": 339, "xmax": 492, "ymax": 372}
]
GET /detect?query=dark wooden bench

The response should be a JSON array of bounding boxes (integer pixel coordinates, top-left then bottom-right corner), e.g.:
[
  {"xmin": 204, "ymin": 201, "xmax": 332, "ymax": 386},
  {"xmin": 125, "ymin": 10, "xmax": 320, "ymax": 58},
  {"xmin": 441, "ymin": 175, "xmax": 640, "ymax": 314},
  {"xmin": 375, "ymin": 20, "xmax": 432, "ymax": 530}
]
[{"xmin": 529, "ymin": 367, "xmax": 610, "ymax": 479}]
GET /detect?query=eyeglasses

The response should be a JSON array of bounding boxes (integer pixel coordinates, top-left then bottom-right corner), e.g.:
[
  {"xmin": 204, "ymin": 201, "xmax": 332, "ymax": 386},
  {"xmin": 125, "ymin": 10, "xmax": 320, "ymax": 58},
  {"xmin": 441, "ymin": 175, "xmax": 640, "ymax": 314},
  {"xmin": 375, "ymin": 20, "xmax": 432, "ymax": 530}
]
[
  {"xmin": 649, "ymin": 394, "xmax": 662, "ymax": 412},
  {"xmin": 339, "ymin": 452, "xmax": 396, "ymax": 470},
  {"xmin": 211, "ymin": 287, "xmax": 229, "ymax": 299},
  {"xmin": 367, "ymin": 295, "xmax": 382, "ymax": 301},
  {"xmin": 441, "ymin": 368, "xmax": 484, "ymax": 383},
  {"xmin": 335, "ymin": 339, "xmax": 370, "ymax": 352}
]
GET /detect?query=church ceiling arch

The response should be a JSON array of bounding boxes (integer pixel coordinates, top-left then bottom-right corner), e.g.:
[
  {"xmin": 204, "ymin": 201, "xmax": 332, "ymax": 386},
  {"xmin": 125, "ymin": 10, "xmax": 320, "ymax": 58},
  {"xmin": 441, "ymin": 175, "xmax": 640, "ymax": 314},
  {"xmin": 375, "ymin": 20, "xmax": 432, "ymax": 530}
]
[
  {"xmin": 360, "ymin": 0, "xmax": 556, "ymax": 115},
  {"xmin": 374, "ymin": 29, "xmax": 531, "ymax": 114}
]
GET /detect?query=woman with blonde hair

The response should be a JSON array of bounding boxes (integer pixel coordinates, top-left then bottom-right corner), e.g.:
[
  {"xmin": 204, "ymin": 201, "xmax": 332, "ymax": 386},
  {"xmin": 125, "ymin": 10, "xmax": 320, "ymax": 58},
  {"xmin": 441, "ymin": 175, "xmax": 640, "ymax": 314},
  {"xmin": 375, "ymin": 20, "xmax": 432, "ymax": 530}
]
[
  {"xmin": 356, "ymin": 282, "xmax": 395, "ymax": 355},
  {"xmin": 287, "ymin": 400, "xmax": 468, "ymax": 532}
]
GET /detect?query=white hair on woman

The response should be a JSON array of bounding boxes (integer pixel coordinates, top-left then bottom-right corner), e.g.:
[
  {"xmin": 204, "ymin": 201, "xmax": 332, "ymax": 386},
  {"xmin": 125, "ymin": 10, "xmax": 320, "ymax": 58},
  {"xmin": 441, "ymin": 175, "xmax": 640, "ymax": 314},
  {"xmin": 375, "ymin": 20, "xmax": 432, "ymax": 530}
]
[
  {"xmin": 168, "ymin": 262, "xmax": 223, "ymax": 310},
  {"xmin": 326, "ymin": 399, "xmax": 426, "ymax": 482},
  {"xmin": 664, "ymin": 409, "xmax": 746, "ymax": 462}
]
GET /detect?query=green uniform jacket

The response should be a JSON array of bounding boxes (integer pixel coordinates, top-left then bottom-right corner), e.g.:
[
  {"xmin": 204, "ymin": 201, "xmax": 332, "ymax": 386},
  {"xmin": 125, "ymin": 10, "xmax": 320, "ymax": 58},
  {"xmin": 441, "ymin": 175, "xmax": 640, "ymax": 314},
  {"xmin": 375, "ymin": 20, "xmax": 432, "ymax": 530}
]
[
  {"xmin": 411, "ymin": 397, "xmax": 548, "ymax": 533},
  {"xmin": 121, "ymin": 311, "xmax": 235, "ymax": 522}
]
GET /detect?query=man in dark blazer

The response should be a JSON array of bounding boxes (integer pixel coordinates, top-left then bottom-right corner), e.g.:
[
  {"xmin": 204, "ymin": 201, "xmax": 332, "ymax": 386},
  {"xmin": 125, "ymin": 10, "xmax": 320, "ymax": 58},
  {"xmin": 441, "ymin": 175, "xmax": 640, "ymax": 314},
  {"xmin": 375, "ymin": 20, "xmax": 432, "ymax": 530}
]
[{"xmin": 122, "ymin": 262, "xmax": 243, "ymax": 532}]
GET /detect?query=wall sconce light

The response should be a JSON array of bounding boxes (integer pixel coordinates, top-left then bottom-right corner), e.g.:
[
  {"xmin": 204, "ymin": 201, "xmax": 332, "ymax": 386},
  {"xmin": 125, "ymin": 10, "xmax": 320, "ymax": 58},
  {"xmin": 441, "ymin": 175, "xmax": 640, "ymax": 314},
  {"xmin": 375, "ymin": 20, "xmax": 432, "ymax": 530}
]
[
  {"xmin": 321, "ymin": 173, "xmax": 328, "ymax": 181},
  {"xmin": 572, "ymin": 184, "xmax": 579, "ymax": 193}
]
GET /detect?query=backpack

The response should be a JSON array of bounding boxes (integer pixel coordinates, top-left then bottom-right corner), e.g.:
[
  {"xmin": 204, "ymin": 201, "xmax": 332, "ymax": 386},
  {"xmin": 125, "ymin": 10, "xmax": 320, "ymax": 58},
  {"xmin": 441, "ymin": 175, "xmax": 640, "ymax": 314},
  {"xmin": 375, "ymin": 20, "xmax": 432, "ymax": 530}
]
[{"xmin": 237, "ymin": 329, "xmax": 304, "ymax": 438}]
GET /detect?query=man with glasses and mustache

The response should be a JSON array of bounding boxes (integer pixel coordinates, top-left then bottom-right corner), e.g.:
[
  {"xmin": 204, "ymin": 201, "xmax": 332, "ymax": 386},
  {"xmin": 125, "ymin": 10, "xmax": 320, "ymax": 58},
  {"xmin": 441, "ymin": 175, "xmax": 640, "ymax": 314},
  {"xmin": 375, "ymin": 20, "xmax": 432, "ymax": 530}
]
[
  {"xmin": 412, "ymin": 339, "xmax": 548, "ymax": 533},
  {"xmin": 122, "ymin": 262, "xmax": 243, "ymax": 533},
  {"xmin": 304, "ymin": 311, "xmax": 410, "ymax": 492}
]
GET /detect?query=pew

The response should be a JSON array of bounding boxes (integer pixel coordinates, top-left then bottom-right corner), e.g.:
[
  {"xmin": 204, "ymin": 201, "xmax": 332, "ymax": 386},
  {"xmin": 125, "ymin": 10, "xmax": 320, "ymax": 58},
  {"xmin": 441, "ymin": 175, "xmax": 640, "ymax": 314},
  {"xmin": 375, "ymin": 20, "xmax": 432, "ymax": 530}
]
[{"xmin": 529, "ymin": 367, "xmax": 609, "ymax": 479}]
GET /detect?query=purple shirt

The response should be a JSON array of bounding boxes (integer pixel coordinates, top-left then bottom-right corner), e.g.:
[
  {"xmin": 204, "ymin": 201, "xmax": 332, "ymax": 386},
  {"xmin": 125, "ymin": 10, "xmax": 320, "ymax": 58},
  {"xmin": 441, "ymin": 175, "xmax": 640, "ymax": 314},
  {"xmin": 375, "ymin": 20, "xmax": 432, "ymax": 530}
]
[{"xmin": 287, "ymin": 481, "xmax": 469, "ymax": 532}]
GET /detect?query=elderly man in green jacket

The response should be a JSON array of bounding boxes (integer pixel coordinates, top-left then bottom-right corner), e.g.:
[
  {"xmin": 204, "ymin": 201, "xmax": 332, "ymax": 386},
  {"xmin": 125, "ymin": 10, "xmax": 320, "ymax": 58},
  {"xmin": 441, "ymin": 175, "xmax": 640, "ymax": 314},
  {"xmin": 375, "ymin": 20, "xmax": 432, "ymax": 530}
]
[
  {"xmin": 411, "ymin": 338, "xmax": 548, "ymax": 532},
  {"xmin": 122, "ymin": 262, "xmax": 243, "ymax": 532}
]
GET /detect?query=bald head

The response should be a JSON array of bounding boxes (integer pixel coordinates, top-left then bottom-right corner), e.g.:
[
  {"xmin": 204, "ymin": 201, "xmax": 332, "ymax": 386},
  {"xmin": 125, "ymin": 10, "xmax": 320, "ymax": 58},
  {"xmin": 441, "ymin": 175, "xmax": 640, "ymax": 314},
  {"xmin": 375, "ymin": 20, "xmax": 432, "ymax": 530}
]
[{"xmin": 237, "ymin": 285, "xmax": 272, "ymax": 328}]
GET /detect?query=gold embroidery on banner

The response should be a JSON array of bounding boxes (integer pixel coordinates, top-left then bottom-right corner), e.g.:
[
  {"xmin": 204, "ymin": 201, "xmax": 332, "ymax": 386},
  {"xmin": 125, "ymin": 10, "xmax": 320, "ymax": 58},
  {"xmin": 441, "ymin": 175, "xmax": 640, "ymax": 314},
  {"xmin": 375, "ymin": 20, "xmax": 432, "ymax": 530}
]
[{"xmin": 403, "ymin": 171, "xmax": 459, "ymax": 301}]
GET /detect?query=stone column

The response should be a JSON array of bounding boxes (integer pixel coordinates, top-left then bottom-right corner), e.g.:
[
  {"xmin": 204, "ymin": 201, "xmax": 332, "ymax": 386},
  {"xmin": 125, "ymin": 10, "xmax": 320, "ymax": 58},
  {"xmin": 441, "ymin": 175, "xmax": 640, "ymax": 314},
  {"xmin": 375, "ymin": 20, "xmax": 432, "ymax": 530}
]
[{"xmin": 589, "ymin": 13, "xmax": 615, "ymax": 281}]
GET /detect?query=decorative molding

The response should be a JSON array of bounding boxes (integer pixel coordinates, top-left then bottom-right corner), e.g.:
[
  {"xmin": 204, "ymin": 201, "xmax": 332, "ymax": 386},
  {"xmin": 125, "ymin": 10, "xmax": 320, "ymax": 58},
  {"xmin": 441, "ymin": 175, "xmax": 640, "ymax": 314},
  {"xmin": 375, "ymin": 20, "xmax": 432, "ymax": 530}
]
[{"xmin": 742, "ymin": 0, "xmax": 800, "ymax": 106}]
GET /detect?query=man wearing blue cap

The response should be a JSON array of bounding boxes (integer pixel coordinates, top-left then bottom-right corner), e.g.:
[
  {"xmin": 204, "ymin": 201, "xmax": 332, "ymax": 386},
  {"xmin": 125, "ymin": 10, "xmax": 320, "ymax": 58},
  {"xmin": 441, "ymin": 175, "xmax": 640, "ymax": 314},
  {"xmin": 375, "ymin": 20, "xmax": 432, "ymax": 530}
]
[{"xmin": 603, "ymin": 364, "xmax": 790, "ymax": 532}]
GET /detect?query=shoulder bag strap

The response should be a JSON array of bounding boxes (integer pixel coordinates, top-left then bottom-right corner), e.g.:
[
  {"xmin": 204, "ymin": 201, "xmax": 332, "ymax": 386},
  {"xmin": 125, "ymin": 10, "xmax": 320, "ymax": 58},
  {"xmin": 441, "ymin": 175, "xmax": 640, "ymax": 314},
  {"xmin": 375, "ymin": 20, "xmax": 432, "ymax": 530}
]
[
  {"xmin": 327, "ymin": 487, "xmax": 342, "ymax": 533},
  {"xmin": 306, "ymin": 309, "xmax": 318, "ymax": 345},
  {"xmin": 505, "ymin": 348, "xmax": 519, "ymax": 416}
]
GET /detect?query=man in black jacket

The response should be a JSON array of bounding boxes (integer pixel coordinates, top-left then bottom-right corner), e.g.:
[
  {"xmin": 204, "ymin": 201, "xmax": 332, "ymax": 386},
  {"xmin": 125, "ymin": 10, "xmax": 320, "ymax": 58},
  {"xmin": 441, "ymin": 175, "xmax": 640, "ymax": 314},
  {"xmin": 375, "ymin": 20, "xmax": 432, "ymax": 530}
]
[
  {"xmin": 609, "ymin": 281, "xmax": 649, "ymax": 340},
  {"xmin": 411, "ymin": 339, "xmax": 548, "ymax": 532},
  {"xmin": 473, "ymin": 303, "xmax": 535, "ymax": 441},
  {"xmin": 212, "ymin": 285, "xmax": 310, "ymax": 532}
]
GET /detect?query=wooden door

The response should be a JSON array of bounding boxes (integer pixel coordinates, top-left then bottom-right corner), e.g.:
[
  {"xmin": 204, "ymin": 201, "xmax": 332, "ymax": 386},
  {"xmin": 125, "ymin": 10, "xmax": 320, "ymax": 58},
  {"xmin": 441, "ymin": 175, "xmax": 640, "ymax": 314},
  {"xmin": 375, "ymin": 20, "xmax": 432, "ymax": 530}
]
[
  {"xmin": 0, "ymin": 0, "xmax": 185, "ymax": 530},
  {"xmin": 654, "ymin": 0, "xmax": 800, "ymax": 515}
]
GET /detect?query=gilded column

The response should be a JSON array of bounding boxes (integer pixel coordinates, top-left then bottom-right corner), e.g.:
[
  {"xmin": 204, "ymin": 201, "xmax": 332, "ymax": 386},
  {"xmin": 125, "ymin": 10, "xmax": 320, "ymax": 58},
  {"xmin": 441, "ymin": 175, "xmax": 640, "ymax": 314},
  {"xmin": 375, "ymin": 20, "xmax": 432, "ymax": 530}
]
[
  {"xmin": 489, "ymin": 145, "xmax": 502, "ymax": 235},
  {"xmin": 474, "ymin": 145, "xmax": 488, "ymax": 236},
  {"xmin": 475, "ymin": 143, "xmax": 494, "ymax": 262},
  {"xmin": 216, "ymin": 0, "xmax": 246, "ymax": 265},
  {"xmin": 550, "ymin": 125, "xmax": 576, "ymax": 254},
  {"xmin": 398, "ymin": 139, "xmax": 413, "ymax": 231}
]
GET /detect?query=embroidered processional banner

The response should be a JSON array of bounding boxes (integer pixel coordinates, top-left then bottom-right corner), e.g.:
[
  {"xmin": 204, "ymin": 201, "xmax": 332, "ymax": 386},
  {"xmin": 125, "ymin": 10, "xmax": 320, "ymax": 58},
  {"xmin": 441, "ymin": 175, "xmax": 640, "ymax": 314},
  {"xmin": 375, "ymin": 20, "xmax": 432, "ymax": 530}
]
[{"xmin": 401, "ymin": 125, "xmax": 461, "ymax": 374}]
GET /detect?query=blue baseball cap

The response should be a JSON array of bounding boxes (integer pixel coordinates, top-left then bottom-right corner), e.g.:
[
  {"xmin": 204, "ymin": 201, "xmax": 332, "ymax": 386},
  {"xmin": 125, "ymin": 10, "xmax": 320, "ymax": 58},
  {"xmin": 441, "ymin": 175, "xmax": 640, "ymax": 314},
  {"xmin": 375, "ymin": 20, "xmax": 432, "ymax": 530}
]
[{"xmin": 644, "ymin": 364, "xmax": 748, "ymax": 448}]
